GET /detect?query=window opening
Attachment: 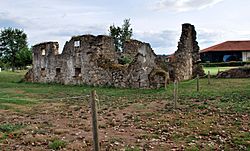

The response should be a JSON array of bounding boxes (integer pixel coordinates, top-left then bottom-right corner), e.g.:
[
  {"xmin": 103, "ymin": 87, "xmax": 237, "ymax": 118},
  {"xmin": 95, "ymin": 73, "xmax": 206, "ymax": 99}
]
[
  {"xmin": 41, "ymin": 68, "xmax": 46, "ymax": 77},
  {"xmin": 75, "ymin": 68, "xmax": 81, "ymax": 77},
  {"xmin": 41, "ymin": 48, "xmax": 46, "ymax": 56},
  {"xmin": 74, "ymin": 41, "xmax": 80, "ymax": 47},
  {"xmin": 56, "ymin": 68, "xmax": 61, "ymax": 76}
]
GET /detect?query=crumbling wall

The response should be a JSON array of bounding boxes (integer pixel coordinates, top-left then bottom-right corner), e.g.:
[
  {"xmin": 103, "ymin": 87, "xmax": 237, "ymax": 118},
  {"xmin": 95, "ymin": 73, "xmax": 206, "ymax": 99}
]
[
  {"xmin": 25, "ymin": 35, "xmax": 167, "ymax": 88},
  {"xmin": 25, "ymin": 23, "xmax": 203, "ymax": 88},
  {"xmin": 172, "ymin": 23, "xmax": 204, "ymax": 81},
  {"xmin": 110, "ymin": 40, "xmax": 168, "ymax": 88},
  {"xmin": 61, "ymin": 35, "xmax": 117, "ymax": 86},
  {"xmin": 217, "ymin": 67, "xmax": 250, "ymax": 78},
  {"xmin": 123, "ymin": 39, "xmax": 145, "ymax": 58},
  {"xmin": 125, "ymin": 42, "xmax": 165, "ymax": 88},
  {"xmin": 32, "ymin": 42, "xmax": 60, "ymax": 83}
]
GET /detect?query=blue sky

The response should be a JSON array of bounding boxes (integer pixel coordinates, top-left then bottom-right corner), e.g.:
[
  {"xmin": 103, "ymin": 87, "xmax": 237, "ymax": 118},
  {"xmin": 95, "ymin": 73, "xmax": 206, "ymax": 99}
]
[{"xmin": 1, "ymin": 0, "xmax": 250, "ymax": 54}]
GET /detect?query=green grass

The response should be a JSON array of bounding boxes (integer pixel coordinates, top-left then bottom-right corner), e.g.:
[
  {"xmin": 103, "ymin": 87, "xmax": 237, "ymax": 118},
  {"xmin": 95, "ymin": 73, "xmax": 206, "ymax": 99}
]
[
  {"xmin": 0, "ymin": 123, "xmax": 25, "ymax": 142},
  {"xmin": 203, "ymin": 66, "xmax": 239, "ymax": 75},
  {"xmin": 0, "ymin": 70, "xmax": 250, "ymax": 150},
  {"xmin": 0, "ymin": 123, "xmax": 24, "ymax": 133},
  {"xmin": 233, "ymin": 132, "xmax": 250, "ymax": 149},
  {"xmin": 0, "ymin": 98, "xmax": 35, "ymax": 105},
  {"xmin": 0, "ymin": 104, "xmax": 12, "ymax": 110},
  {"xmin": 0, "ymin": 70, "xmax": 26, "ymax": 83},
  {"xmin": 125, "ymin": 146, "xmax": 141, "ymax": 151},
  {"xmin": 186, "ymin": 145, "xmax": 200, "ymax": 151},
  {"xmin": 49, "ymin": 139, "xmax": 67, "ymax": 150},
  {"xmin": 0, "ymin": 70, "xmax": 250, "ymax": 113}
]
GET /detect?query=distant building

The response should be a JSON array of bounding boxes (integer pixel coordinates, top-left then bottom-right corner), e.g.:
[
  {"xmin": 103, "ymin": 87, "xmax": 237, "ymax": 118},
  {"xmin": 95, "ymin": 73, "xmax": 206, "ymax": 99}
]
[{"xmin": 200, "ymin": 41, "xmax": 250, "ymax": 62}]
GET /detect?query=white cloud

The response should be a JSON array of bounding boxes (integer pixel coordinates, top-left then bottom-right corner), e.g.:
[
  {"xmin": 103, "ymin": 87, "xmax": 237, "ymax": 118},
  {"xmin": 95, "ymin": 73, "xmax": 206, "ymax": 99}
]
[
  {"xmin": 37, "ymin": 25, "xmax": 107, "ymax": 52},
  {"xmin": 197, "ymin": 28, "xmax": 250, "ymax": 50},
  {"xmin": 197, "ymin": 29, "xmax": 223, "ymax": 49},
  {"xmin": 134, "ymin": 30, "xmax": 179, "ymax": 54},
  {"xmin": 0, "ymin": 11, "xmax": 25, "ymax": 29},
  {"xmin": 153, "ymin": 0, "xmax": 224, "ymax": 12},
  {"xmin": 135, "ymin": 28, "xmax": 224, "ymax": 54},
  {"xmin": 134, "ymin": 28, "xmax": 229, "ymax": 54},
  {"xmin": 0, "ymin": 0, "xmax": 111, "ymax": 51},
  {"xmin": 1, "ymin": 0, "xmax": 249, "ymax": 55}
]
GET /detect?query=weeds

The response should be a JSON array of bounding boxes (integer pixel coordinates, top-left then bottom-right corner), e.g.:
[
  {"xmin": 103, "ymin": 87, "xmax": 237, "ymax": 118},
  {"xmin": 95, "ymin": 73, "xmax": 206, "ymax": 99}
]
[
  {"xmin": 48, "ymin": 139, "xmax": 66, "ymax": 150},
  {"xmin": 0, "ymin": 123, "xmax": 24, "ymax": 133},
  {"xmin": 125, "ymin": 146, "xmax": 141, "ymax": 151},
  {"xmin": 233, "ymin": 132, "xmax": 250, "ymax": 148},
  {"xmin": 0, "ymin": 123, "xmax": 24, "ymax": 142}
]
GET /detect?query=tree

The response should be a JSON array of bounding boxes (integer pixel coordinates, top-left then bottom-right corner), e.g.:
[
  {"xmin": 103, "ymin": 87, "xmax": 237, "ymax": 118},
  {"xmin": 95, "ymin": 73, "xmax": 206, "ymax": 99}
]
[
  {"xmin": 0, "ymin": 59, "xmax": 4, "ymax": 68},
  {"xmin": 120, "ymin": 19, "xmax": 133, "ymax": 47},
  {"xmin": 109, "ymin": 19, "xmax": 133, "ymax": 52},
  {"xmin": 0, "ymin": 28, "xmax": 29, "ymax": 71},
  {"xmin": 109, "ymin": 25, "xmax": 122, "ymax": 51},
  {"xmin": 16, "ymin": 47, "xmax": 32, "ymax": 69}
]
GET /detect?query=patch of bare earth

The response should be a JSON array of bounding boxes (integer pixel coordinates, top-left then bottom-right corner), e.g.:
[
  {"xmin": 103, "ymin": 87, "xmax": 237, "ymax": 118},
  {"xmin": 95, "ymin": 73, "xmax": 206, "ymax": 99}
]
[{"xmin": 0, "ymin": 99, "xmax": 249, "ymax": 150}]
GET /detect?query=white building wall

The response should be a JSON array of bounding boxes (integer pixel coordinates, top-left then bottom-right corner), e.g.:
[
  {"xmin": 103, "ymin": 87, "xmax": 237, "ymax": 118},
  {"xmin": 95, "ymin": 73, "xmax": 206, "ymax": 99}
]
[{"xmin": 242, "ymin": 51, "xmax": 250, "ymax": 61}]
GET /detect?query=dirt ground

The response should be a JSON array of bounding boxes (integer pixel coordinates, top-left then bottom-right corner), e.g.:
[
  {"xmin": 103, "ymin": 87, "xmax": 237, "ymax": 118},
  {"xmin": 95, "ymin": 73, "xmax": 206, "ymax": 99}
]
[{"xmin": 0, "ymin": 96, "xmax": 249, "ymax": 151}]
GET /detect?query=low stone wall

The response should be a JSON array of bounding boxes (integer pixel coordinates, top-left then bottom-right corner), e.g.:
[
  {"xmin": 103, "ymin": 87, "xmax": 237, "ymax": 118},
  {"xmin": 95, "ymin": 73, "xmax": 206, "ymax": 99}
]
[{"xmin": 217, "ymin": 67, "xmax": 250, "ymax": 78}]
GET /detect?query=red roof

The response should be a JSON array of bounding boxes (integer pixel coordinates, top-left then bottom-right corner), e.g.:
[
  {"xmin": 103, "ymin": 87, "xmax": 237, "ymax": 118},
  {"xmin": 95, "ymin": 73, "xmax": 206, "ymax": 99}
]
[{"xmin": 200, "ymin": 41, "xmax": 250, "ymax": 53}]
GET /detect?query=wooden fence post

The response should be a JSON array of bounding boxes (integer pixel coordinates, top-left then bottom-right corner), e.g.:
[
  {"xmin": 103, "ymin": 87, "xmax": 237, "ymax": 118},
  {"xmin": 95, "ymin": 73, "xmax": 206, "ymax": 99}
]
[
  {"xmin": 196, "ymin": 75, "xmax": 200, "ymax": 92},
  {"xmin": 165, "ymin": 76, "xmax": 168, "ymax": 90},
  {"xmin": 173, "ymin": 80, "xmax": 177, "ymax": 109},
  {"xmin": 90, "ymin": 90, "xmax": 100, "ymax": 151},
  {"xmin": 176, "ymin": 80, "xmax": 179, "ymax": 109},
  {"xmin": 208, "ymin": 71, "xmax": 211, "ymax": 85}
]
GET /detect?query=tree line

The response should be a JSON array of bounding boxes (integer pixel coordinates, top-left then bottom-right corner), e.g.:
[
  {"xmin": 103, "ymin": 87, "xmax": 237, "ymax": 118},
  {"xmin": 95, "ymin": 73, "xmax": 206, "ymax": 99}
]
[{"xmin": 0, "ymin": 28, "xmax": 32, "ymax": 71}]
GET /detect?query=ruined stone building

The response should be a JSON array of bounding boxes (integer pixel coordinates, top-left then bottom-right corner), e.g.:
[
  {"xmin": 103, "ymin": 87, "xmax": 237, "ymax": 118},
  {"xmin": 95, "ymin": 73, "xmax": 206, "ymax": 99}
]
[
  {"xmin": 25, "ymin": 23, "xmax": 203, "ymax": 88},
  {"xmin": 171, "ymin": 23, "xmax": 204, "ymax": 81}
]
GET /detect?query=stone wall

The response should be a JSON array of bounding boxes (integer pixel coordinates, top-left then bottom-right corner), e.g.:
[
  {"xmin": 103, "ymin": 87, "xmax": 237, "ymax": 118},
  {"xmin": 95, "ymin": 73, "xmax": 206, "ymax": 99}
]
[
  {"xmin": 25, "ymin": 23, "xmax": 203, "ymax": 88},
  {"xmin": 25, "ymin": 35, "xmax": 168, "ymax": 88},
  {"xmin": 217, "ymin": 67, "xmax": 250, "ymax": 78},
  {"xmin": 171, "ymin": 23, "xmax": 204, "ymax": 81},
  {"xmin": 123, "ymin": 39, "xmax": 145, "ymax": 58}
]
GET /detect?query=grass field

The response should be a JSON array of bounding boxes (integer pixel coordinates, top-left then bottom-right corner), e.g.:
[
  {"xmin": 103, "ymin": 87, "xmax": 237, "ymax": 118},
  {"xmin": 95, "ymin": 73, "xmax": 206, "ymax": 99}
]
[
  {"xmin": 203, "ymin": 66, "xmax": 239, "ymax": 75},
  {"xmin": 0, "ymin": 70, "xmax": 250, "ymax": 150}
]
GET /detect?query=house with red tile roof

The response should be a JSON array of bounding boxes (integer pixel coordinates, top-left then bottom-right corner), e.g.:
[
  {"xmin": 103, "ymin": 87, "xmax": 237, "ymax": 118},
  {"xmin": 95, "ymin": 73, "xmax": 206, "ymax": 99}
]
[{"xmin": 200, "ymin": 41, "xmax": 250, "ymax": 62}]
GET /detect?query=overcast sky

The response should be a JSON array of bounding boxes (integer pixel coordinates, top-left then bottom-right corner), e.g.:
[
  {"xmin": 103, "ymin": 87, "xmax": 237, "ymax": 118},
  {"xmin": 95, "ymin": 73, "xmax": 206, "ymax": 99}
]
[{"xmin": 0, "ymin": 0, "xmax": 250, "ymax": 54}]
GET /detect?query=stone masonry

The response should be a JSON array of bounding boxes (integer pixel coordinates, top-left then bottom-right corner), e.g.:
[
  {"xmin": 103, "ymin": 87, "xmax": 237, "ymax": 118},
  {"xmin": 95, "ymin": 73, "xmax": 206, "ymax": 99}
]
[
  {"xmin": 25, "ymin": 35, "xmax": 168, "ymax": 88},
  {"xmin": 25, "ymin": 23, "xmax": 203, "ymax": 88},
  {"xmin": 171, "ymin": 23, "xmax": 204, "ymax": 81}
]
